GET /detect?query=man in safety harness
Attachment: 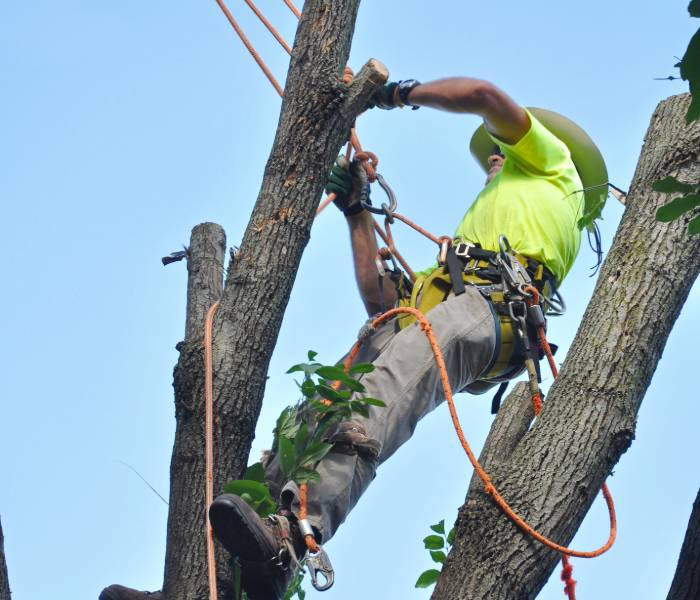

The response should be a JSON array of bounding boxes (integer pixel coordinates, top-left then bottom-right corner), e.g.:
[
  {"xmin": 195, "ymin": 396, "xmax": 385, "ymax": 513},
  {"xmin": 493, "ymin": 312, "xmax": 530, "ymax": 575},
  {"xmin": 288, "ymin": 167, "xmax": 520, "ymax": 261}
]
[{"xmin": 209, "ymin": 76, "xmax": 608, "ymax": 599}]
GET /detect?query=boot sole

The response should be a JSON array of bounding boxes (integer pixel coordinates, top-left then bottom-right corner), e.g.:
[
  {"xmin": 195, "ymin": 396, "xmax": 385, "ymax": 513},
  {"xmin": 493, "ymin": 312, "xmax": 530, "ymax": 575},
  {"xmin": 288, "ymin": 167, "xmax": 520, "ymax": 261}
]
[
  {"xmin": 209, "ymin": 494, "xmax": 278, "ymax": 561},
  {"xmin": 209, "ymin": 494, "xmax": 289, "ymax": 600}
]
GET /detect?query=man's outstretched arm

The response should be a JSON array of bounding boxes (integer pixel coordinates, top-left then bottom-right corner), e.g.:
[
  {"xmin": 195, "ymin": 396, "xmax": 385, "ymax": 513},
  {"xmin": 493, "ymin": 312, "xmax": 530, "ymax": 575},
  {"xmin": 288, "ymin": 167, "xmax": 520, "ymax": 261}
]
[{"xmin": 404, "ymin": 78, "xmax": 530, "ymax": 144}]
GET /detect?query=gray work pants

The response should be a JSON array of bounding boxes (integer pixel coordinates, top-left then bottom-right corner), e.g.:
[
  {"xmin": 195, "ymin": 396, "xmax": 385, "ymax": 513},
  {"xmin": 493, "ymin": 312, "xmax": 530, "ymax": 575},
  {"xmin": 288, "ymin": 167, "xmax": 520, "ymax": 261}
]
[{"xmin": 265, "ymin": 286, "xmax": 497, "ymax": 542}]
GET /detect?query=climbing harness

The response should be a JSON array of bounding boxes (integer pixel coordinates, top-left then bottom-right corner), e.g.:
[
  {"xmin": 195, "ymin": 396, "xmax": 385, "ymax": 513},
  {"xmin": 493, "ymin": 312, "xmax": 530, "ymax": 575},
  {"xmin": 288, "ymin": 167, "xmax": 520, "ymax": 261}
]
[{"xmin": 201, "ymin": 2, "xmax": 617, "ymax": 599}]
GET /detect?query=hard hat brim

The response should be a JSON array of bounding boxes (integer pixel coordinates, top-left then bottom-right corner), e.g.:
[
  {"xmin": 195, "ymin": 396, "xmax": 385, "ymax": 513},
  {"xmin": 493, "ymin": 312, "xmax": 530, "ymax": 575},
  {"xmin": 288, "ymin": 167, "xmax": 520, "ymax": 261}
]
[{"xmin": 469, "ymin": 108, "xmax": 612, "ymax": 228}]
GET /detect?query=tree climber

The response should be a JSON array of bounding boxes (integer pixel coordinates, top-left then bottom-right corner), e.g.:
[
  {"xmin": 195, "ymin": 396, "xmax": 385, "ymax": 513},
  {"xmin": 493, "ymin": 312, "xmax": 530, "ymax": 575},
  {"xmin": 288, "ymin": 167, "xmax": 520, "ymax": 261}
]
[{"xmin": 208, "ymin": 76, "xmax": 608, "ymax": 599}]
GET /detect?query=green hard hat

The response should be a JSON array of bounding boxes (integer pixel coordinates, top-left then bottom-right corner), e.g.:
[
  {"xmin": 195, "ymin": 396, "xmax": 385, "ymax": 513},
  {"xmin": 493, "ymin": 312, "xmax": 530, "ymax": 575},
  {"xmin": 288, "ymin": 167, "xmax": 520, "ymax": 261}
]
[{"xmin": 469, "ymin": 108, "xmax": 609, "ymax": 230}]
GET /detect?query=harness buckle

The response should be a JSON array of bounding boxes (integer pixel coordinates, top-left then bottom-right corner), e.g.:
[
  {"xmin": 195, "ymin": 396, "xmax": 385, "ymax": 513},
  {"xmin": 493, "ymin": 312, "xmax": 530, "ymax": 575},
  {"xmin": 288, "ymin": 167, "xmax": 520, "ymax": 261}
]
[
  {"xmin": 453, "ymin": 242, "xmax": 474, "ymax": 258},
  {"xmin": 306, "ymin": 545, "xmax": 335, "ymax": 591}
]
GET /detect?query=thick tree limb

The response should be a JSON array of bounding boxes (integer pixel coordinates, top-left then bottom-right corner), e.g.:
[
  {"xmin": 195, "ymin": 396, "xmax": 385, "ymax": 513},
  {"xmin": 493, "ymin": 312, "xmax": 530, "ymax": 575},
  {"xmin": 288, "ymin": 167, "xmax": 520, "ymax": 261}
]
[
  {"xmin": 433, "ymin": 93, "xmax": 700, "ymax": 599},
  {"xmin": 667, "ymin": 488, "xmax": 700, "ymax": 600},
  {"xmin": 466, "ymin": 383, "xmax": 534, "ymax": 500},
  {"xmin": 161, "ymin": 1, "xmax": 386, "ymax": 597},
  {"xmin": 0, "ymin": 516, "xmax": 11, "ymax": 600}
]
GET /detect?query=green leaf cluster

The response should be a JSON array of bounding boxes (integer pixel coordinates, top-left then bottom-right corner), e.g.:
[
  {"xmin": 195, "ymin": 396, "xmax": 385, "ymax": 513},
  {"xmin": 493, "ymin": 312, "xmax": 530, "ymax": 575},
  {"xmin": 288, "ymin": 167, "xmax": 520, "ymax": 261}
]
[
  {"xmin": 232, "ymin": 559, "xmax": 306, "ymax": 600},
  {"xmin": 677, "ymin": 1, "xmax": 700, "ymax": 123},
  {"xmin": 653, "ymin": 176, "xmax": 700, "ymax": 235},
  {"xmin": 276, "ymin": 351, "xmax": 384, "ymax": 486},
  {"xmin": 283, "ymin": 567, "xmax": 307, "ymax": 600},
  {"xmin": 415, "ymin": 519, "xmax": 456, "ymax": 589},
  {"xmin": 223, "ymin": 464, "xmax": 277, "ymax": 518}
]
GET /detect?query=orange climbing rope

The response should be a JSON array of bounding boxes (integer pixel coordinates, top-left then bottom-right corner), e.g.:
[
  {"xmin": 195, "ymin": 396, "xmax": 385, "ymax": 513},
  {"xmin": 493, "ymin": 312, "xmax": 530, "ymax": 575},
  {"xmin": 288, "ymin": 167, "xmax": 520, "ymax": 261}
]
[
  {"xmin": 204, "ymin": 301, "xmax": 221, "ymax": 600},
  {"xmin": 304, "ymin": 305, "xmax": 617, "ymax": 561},
  {"xmin": 281, "ymin": 0, "xmax": 301, "ymax": 18}
]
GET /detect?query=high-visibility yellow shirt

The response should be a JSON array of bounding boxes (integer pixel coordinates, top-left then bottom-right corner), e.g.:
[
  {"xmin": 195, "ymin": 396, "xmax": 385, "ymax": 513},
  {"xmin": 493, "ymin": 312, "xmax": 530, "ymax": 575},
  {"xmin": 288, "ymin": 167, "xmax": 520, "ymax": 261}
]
[{"xmin": 455, "ymin": 111, "xmax": 584, "ymax": 284}]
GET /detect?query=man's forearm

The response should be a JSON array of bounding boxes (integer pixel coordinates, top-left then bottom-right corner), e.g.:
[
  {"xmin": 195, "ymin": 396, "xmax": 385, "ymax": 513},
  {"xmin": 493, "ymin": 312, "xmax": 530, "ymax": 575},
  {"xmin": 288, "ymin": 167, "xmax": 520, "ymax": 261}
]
[
  {"xmin": 347, "ymin": 212, "xmax": 398, "ymax": 316},
  {"xmin": 406, "ymin": 77, "xmax": 529, "ymax": 144}
]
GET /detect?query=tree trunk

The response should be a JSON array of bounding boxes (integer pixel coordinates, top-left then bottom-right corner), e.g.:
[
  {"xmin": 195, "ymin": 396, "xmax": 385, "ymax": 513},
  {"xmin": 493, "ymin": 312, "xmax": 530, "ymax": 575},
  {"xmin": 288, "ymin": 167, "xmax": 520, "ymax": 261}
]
[
  {"xmin": 161, "ymin": 1, "xmax": 387, "ymax": 598},
  {"xmin": 0, "ymin": 516, "xmax": 11, "ymax": 600},
  {"xmin": 433, "ymin": 92, "xmax": 700, "ymax": 599},
  {"xmin": 667, "ymin": 488, "xmax": 700, "ymax": 600},
  {"xmin": 164, "ymin": 222, "xmax": 228, "ymax": 599}
]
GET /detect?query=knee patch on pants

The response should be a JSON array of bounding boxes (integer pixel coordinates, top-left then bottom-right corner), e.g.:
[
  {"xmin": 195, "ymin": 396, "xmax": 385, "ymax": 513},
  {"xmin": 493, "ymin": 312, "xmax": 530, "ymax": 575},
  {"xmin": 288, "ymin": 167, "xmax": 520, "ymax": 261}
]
[{"xmin": 327, "ymin": 420, "xmax": 381, "ymax": 462}]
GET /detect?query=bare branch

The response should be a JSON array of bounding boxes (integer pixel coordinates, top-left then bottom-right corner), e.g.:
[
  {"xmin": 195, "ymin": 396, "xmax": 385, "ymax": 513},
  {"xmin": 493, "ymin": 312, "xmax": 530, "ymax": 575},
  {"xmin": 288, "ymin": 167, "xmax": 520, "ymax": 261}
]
[
  {"xmin": 667, "ymin": 488, "xmax": 700, "ymax": 600},
  {"xmin": 0, "ymin": 516, "xmax": 11, "ymax": 600}
]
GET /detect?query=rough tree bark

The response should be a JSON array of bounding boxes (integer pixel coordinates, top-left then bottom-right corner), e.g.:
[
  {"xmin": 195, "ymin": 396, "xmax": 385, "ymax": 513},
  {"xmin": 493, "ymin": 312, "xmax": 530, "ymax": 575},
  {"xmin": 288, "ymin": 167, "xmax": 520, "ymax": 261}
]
[
  {"xmin": 159, "ymin": 2, "xmax": 387, "ymax": 598},
  {"xmin": 0, "ymin": 517, "xmax": 11, "ymax": 600},
  {"xmin": 667, "ymin": 488, "xmax": 700, "ymax": 600},
  {"xmin": 432, "ymin": 93, "xmax": 700, "ymax": 599}
]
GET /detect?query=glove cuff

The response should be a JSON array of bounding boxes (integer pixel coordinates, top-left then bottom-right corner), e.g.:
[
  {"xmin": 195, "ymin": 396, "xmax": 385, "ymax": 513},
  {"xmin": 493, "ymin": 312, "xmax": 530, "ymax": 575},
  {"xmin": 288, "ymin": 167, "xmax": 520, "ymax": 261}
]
[{"xmin": 342, "ymin": 203, "xmax": 365, "ymax": 217}]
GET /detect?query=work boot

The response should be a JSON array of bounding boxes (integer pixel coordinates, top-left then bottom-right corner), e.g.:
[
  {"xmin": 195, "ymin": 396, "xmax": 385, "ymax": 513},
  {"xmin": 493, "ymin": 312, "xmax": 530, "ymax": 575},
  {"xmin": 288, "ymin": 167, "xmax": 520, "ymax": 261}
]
[
  {"xmin": 209, "ymin": 494, "xmax": 306, "ymax": 600},
  {"xmin": 99, "ymin": 585, "xmax": 163, "ymax": 600}
]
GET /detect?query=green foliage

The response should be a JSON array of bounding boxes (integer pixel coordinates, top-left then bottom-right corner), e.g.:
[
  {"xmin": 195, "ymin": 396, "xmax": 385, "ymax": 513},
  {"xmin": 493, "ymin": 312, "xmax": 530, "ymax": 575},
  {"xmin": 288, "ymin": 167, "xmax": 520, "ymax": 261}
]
[
  {"xmin": 243, "ymin": 462, "xmax": 266, "ymax": 483},
  {"xmin": 233, "ymin": 559, "xmax": 306, "ymax": 600},
  {"xmin": 276, "ymin": 351, "xmax": 382, "ymax": 486},
  {"xmin": 677, "ymin": 1, "xmax": 700, "ymax": 123},
  {"xmin": 224, "ymin": 350, "xmax": 382, "ymax": 599},
  {"xmin": 577, "ymin": 195, "xmax": 606, "ymax": 233},
  {"xmin": 415, "ymin": 519, "xmax": 456, "ymax": 590},
  {"xmin": 653, "ymin": 176, "xmax": 700, "ymax": 235},
  {"xmin": 223, "ymin": 479, "xmax": 277, "ymax": 518},
  {"xmin": 283, "ymin": 566, "xmax": 307, "ymax": 600},
  {"xmin": 415, "ymin": 570, "xmax": 441, "ymax": 588},
  {"xmin": 232, "ymin": 562, "xmax": 248, "ymax": 600},
  {"xmin": 691, "ymin": 0, "xmax": 700, "ymax": 17}
]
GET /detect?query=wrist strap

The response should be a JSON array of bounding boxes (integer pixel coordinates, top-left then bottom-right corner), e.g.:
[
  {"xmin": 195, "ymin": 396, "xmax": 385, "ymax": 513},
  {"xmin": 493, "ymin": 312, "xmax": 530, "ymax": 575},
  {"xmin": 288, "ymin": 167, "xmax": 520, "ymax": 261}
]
[{"xmin": 395, "ymin": 79, "xmax": 421, "ymax": 110}]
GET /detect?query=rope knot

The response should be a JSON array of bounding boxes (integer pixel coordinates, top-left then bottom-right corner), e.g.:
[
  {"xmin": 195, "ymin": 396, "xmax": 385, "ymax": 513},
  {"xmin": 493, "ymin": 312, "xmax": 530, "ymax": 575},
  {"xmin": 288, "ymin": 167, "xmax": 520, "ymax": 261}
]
[{"xmin": 354, "ymin": 151, "xmax": 378, "ymax": 183}]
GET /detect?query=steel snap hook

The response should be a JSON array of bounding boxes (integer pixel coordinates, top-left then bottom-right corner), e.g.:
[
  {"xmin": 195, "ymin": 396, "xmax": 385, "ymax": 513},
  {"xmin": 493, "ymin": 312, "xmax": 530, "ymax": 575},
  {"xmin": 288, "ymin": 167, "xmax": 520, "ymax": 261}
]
[{"xmin": 305, "ymin": 546, "xmax": 335, "ymax": 591}]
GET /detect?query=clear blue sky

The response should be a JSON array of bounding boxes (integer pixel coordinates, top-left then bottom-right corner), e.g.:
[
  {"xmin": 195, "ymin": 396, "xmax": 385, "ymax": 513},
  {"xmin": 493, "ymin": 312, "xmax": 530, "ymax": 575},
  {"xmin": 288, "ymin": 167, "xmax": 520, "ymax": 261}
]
[{"xmin": 1, "ymin": 2, "xmax": 697, "ymax": 599}]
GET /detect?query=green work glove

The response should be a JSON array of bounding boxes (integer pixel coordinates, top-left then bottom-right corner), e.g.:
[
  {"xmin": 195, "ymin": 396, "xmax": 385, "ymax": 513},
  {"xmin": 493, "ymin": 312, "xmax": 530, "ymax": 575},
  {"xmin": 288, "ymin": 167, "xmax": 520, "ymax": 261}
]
[
  {"xmin": 367, "ymin": 79, "xmax": 421, "ymax": 110},
  {"xmin": 325, "ymin": 157, "xmax": 365, "ymax": 216}
]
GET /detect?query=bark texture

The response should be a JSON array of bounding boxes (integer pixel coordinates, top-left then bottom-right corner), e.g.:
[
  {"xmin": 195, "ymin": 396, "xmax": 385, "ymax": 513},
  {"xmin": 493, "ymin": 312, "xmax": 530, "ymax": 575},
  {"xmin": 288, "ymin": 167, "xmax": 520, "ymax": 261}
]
[
  {"xmin": 0, "ymin": 517, "xmax": 11, "ymax": 600},
  {"xmin": 161, "ymin": 1, "xmax": 387, "ymax": 597},
  {"xmin": 164, "ymin": 223, "xmax": 228, "ymax": 599},
  {"xmin": 667, "ymin": 488, "xmax": 700, "ymax": 600},
  {"xmin": 433, "ymin": 93, "xmax": 700, "ymax": 599}
]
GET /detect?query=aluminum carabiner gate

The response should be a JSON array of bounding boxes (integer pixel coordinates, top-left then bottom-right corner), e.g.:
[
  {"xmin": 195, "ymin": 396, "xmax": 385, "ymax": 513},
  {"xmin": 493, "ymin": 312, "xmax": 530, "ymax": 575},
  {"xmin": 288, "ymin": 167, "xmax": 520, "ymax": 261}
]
[{"xmin": 361, "ymin": 173, "xmax": 398, "ymax": 222}]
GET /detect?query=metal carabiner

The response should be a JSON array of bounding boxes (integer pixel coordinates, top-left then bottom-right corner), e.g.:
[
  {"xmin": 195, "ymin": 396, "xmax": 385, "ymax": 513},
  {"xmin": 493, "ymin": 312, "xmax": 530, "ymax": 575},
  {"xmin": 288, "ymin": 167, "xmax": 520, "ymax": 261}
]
[
  {"xmin": 306, "ymin": 546, "xmax": 335, "ymax": 591},
  {"xmin": 363, "ymin": 173, "xmax": 398, "ymax": 222}
]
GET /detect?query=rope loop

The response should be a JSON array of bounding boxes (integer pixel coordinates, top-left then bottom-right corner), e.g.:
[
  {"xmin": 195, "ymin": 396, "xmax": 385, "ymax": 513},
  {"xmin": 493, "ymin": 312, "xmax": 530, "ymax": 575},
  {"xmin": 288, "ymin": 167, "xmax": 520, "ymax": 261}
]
[{"xmin": 354, "ymin": 151, "xmax": 378, "ymax": 183}]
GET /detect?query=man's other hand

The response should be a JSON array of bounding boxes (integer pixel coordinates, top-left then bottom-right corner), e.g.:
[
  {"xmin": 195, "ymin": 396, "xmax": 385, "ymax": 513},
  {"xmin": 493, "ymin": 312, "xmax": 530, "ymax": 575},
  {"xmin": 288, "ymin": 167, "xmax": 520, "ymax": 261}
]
[{"xmin": 325, "ymin": 157, "xmax": 366, "ymax": 217}]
